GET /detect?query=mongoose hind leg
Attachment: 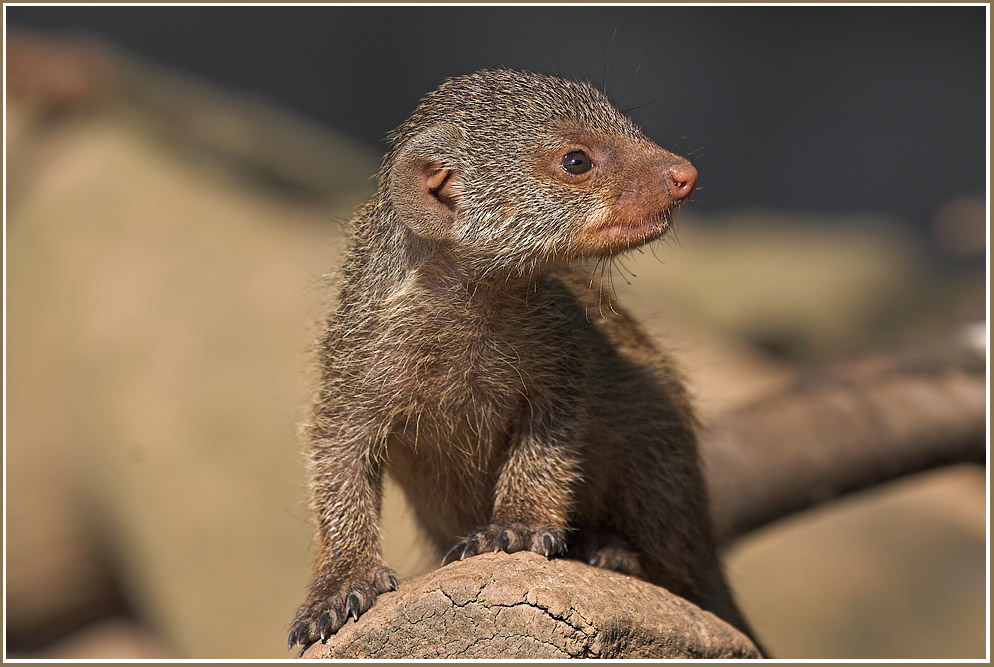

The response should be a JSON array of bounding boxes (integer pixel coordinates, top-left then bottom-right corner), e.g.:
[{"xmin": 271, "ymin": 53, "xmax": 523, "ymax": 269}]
[
  {"xmin": 636, "ymin": 532, "xmax": 765, "ymax": 654},
  {"xmin": 699, "ymin": 567, "xmax": 767, "ymax": 656},
  {"xmin": 606, "ymin": 437, "xmax": 763, "ymax": 650},
  {"xmin": 569, "ymin": 529, "xmax": 645, "ymax": 578}
]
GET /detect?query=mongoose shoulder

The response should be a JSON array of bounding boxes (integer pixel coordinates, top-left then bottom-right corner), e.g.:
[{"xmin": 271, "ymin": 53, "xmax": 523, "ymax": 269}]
[{"xmin": 289, "ymin": 68, "xmax": 758, "ymax": 651}]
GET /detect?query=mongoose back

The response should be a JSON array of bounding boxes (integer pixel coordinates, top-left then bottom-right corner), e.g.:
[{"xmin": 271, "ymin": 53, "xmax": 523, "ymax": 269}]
[{"xmin": 289, "ymin": 68, "xmax": 759, "ymax": 651}]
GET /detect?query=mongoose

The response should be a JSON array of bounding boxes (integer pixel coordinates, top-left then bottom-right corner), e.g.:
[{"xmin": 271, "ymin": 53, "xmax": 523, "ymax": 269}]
[{"xmin": 289, "ymin": 68, "xmax": 758, "ymax": 652}]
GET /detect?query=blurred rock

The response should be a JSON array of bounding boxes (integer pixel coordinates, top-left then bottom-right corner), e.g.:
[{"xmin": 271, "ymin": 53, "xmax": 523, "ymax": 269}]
[
  {"xmin": 5, "ymin": 28, "xmax": 118, "ymax": 113},
  {"xmin": 6, "ymin": 34, "xmax": 371, "ymax": 656},
  {"xmin": 931, "ymin": 196, "xmax": 987, "ymax": 259},
  {"xmin": 616, "ymin": 209, "xmax": 968, "ymax": 364}
]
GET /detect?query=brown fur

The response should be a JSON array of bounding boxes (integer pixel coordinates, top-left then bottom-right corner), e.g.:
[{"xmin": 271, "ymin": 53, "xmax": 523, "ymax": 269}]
[{"xmin": 289, "ymin": 69, "xmax": 758, "ymax": 651}]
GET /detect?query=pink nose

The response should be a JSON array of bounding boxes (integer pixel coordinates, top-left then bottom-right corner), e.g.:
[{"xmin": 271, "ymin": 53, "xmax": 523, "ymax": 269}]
[{"xmin": 667, "ymin": 162, "xmax": 697, "ymax": 200}]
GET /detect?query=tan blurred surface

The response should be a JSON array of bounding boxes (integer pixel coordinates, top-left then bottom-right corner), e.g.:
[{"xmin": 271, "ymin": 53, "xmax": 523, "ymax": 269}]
[
  {"xmin": 6, "ymin": 32, "xmax": 369, "ymax": 656},
  {"xmin": 5, "ymin": 31, "xmax": 987, "ymax": 659},
  {"xmin": 730, "ymin": 466, "xmax": 986, "ymax": 658},
  {"xmin": 6, "ymin": 103, "xmax": 344, "ymax": 656},
  {"xmin": 11, "ymin": 618, "xmax": 176, "ymax": 660}
]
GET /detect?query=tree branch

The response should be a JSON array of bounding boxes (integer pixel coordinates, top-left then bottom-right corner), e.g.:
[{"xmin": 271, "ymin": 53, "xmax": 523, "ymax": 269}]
[{"xmin": 703, "ymin": 323, "xmax": 987, "ymax": 547}]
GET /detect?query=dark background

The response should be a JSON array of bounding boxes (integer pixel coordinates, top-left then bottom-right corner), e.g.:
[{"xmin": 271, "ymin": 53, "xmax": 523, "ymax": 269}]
[{"xmin": 7, "ymin": 5, "xmax": 987, "ymax": 245}]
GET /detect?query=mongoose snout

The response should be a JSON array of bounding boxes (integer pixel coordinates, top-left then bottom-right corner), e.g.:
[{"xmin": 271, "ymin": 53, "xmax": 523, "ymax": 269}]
[
  {"xmin": 667, "ymin": 161, "xmax": 698, "ymax": 200},
  {"xmin": 576, "ymin": 142, "xmax": 698, "ymax": 256}
]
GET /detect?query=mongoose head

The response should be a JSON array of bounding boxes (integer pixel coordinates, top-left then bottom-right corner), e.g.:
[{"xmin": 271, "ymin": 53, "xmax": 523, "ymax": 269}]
[{"xmin": 384, "ymin": 69, "xmax": 697, "ymax": 276}]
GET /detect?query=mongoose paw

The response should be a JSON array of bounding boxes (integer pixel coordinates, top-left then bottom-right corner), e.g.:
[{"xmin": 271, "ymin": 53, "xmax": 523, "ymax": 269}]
[
  {"xmin": 442, "ymin": 523, "xmax": 566, "ymax": 565},
  {"xmin": 584, "ymin": 539, "xmax": 645, "ymax": 577},
  {"xmin": 287, "ymin": 568, "xmax": 398, "ymax": 652}
]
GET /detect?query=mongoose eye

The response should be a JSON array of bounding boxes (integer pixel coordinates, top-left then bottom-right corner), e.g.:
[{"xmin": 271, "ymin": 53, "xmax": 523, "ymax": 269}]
[{"xmin": 561, "ymin": 150, "xmax": 592, "ymax": 175}]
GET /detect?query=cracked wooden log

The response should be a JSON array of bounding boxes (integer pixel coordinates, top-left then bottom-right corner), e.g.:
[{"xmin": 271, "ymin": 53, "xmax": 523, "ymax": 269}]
[{"xmin": 301, "ymin": 552, "xmax": 760, "ymax": 659}]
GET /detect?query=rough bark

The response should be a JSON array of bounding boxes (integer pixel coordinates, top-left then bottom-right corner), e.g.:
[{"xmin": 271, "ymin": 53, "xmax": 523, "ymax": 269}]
[{"xmin": 301, "ymin": 552, "xmax": 760, "ymax": 659}]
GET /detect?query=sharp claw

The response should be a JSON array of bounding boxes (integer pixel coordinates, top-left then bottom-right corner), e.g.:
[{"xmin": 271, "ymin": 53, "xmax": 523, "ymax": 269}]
[
  {"xmin": 543, "ymin": 533, "xmax": 555, "ymax": 556},
  {"xmin": 495, "ymin": 531, "xmax": 510, "ymax": 553},
  {"xmin": 288, "ymin": 631, "xmax": 297, "ymax": 652},
  {"xmin": 442, "ymin": 542, "xmax": 465, "ymax": 566},
  {"xmin": 460, "ymin": 536, "xmax": 479, "ymax": 560},
  {"xmin": 288, "ymin": 624, "xmax": 310, "ymax": 652},
  {"xmin": 347, "ymin": 593, "xmax": 361, "ymax": 622},
  {"xmin": 318, "ymin": 612, "xmax": 332, "ymax": 641},
  {"xmin": 388, "ymin": 574, "xmax": 399, "ymax": 591}
]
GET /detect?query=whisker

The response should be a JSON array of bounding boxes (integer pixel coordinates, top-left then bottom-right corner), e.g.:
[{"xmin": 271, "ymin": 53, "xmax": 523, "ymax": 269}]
[
  {"xmin": 606, "ymin": 259, "xmax": 621, "ymax": 315},
  {"xmin": 617, "ymin": 62, "xmax": 643, "ymax": 104},
  {"xmin": 620, "ymin": 97, "xmax": 659, "ymax": 115},
  {"xmin": 614, "ymin": 255, "xmax": 637, "ymax": 284}
]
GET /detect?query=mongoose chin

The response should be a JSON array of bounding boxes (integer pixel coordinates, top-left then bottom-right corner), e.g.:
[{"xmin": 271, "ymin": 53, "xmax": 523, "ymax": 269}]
[{"xmin": 289, "ymin": 68, "xmax": 760, "ymax": 655}]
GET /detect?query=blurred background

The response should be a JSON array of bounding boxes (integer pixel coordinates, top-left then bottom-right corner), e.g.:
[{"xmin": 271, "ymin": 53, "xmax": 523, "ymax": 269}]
[{"xmin": 4, "ymin": 5, "xmax": 988, "ymax": 659}]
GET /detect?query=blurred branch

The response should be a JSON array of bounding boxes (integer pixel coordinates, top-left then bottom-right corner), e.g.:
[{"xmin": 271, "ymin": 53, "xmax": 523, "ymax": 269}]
[{"xmin": 704, "ymin": 322, "xmax": 987, "ymax": 547}]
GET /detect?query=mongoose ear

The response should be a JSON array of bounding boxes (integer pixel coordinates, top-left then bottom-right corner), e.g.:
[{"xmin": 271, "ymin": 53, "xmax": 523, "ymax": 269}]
[{"xmin": 388, "ymin": 124, "xmax": 465, "ymax": 242}]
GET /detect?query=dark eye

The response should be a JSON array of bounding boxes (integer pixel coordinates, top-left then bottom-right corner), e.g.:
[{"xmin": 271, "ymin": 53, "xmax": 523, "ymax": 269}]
[{"xmin": 561, "ymin": 150, "xmax": 592, "ymax": 175}]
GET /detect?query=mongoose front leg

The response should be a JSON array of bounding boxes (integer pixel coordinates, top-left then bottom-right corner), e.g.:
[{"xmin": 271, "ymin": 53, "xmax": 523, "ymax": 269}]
[
  {"xmin": 288, "ymin": 434, "xmax": 397, "ymax": 650},
  {"xmin": 443, "ymin": 398, "xmax": 581, "ymax": 564}
]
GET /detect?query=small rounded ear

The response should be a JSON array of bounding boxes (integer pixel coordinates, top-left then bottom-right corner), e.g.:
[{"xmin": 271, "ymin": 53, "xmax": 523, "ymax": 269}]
[{"xmin": 388, "ymin": 124, "xmax": 465, "ymax": 242}]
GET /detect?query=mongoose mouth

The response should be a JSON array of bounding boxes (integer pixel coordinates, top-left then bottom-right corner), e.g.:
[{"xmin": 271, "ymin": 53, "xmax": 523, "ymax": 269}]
[{"xmin": 581, "ymin": 208, "xmax": 673, "ymax": 256}]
